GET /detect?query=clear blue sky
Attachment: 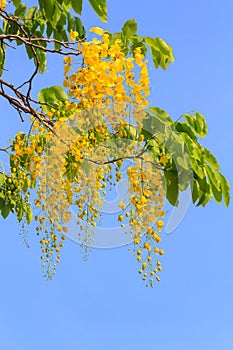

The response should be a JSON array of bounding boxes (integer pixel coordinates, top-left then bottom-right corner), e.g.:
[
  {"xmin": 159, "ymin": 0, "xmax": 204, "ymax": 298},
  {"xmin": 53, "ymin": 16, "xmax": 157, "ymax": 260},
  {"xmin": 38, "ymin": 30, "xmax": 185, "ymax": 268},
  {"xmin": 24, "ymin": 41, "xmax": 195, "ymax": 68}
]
[{"xmin": 0, "ymin": 1, "xmax": 233, "ymax": 349}]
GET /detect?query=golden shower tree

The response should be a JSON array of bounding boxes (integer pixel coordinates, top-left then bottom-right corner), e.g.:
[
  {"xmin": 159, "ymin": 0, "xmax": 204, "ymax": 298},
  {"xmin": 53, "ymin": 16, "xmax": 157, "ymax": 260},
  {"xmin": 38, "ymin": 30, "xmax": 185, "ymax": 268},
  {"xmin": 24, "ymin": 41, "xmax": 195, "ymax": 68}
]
[{"xmin": 0, "ymin": 0, "xmax": 230, "ymax": 287}]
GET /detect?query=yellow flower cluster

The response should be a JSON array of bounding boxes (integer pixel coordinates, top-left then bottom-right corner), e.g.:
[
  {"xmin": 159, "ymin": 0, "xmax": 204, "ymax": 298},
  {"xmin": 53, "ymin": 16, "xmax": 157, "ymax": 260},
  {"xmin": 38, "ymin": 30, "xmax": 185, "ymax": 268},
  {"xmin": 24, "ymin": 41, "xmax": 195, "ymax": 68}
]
[
  {"xmin": 120, "ymin": 154, "xmax": 166, "ymax": 286},
  {"xmin": 11, "ymin": 131, "xmax": 44, "ymax": 184},
  {"xmin": 0, "ymin": 0, "xmax": 6, "ymax": 10},
  {"xmin": 35, "ymin": 124, "xmax": 71, "ymax": 278},
  {"xmin": 9, "ymin": 27, "xmax": 167, "ymax": 285},
  {"xmin": 63, "ymin": 29, "xmax": 150, "ymax": 110}
]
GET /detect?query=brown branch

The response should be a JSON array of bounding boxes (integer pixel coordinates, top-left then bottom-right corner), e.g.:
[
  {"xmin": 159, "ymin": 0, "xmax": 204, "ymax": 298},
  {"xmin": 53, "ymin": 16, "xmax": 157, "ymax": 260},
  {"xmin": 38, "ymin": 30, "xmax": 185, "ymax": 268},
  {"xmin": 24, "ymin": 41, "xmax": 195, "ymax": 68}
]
[
  {"xmin": 85, "ymin": 148, "xmax": 147, "ymax": 166},
  {"xmin": 29, "ymin": 37, "xmax": 82, "ymax": 48},
  {"xmin": 0, "ymin": 78, "xmax": 55, "ymax": 133},
  {"xmin": 0, "ymin": 78, "xmax": 54, "ymax": 109},
  {"xmin": 0, "ymin": 145, "xmax": 12, "ymax": 153},
  {"xmin": 0, "ymin": 171, "xmax": 11, "ymax": 178},
  {"xmin": 0, "ymin": 9, "xmax": 82, "ymax": 137},
  {"xmin": 0, "ymin": 34, "xmax": 82, "ymax": 56}
]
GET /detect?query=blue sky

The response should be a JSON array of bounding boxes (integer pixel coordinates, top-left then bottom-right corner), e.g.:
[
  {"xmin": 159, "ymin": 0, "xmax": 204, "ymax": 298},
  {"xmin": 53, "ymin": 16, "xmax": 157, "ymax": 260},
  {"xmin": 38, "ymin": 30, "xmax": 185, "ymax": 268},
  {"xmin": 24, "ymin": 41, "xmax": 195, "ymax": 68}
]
[{"xmin": 0, "ymin": 1, "xmax": 233, "ymax": 349}]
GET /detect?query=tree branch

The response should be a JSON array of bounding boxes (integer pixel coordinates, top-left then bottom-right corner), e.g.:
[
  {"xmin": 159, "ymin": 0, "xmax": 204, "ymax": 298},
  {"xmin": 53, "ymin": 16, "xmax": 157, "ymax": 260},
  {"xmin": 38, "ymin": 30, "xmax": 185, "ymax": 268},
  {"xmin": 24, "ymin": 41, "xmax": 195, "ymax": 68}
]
[
  {"xmin": 0, "ymin": 8, "xmax": 82, "ymax": 135},
  {"xmin": 0, "ymin": 34, "xmax": 82, "ymax": 56}
]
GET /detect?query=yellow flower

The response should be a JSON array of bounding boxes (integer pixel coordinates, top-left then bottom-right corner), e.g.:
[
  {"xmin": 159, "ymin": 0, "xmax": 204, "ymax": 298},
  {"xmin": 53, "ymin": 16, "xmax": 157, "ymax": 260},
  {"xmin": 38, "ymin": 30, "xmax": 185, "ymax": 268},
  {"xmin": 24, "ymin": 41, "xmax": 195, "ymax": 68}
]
[
  {"xmin": 70, "ymin": 30, "xmax": 79, "ymax": 41},
  {"xmin": 139, "ymin": 134, "xmax": 144, "ymax": 141},
  {"xmin": 160, "ymin": 155, "xmax": 169, "ymax": 165},
  {"xmin": 153, "ymin": 233, "xmax": 161, "ymax": 243},
  {"xmin": 64, "ymin": 56, "xmax": 72, "ymax": 64},
  {"xmin": 142, "ymin": 262, "xmax": 147, "ymax": 270},
  {"xmin": 118, "ymin": 215, "xmax": 123, "ymax": 222},
  {"xmin": 90, "ymin": 27, "xmax": 104, "ymax": 36},
  {"xmin": 47, "ymin": 111, "xmax": 54, "ymax": 118},
  {"xmin": 63, "ymin": 79, "xmax": 70, "ymax": 87},
  {"xmin": 59, "ymin": 117, "xmax": 68, "ymax": 122},
  {"xmin": 0, "ymin": 0, "xmax": 6, "ymax": 10},
  {"xmin": 34, "ymin": 199, "xmax": 41, "ymax": 207},
  {"xmin": 159, "ymin": 210, "xmax": 165, "ymax": 218},
  {"xmin": 118, "ymin": 201, "xmax": 125, "ymax": 210},
  {"xmin": 157, "ymin": 220, "xmax": 164, "ymax": 227}
]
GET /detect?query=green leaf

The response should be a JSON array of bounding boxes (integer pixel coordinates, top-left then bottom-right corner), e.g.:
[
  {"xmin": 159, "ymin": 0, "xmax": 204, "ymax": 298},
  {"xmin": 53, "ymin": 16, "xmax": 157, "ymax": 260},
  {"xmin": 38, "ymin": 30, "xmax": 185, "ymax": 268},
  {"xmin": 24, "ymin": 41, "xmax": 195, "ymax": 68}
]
[
  {"xmin": 204, "ymin": 165, "xmax": 223, "ymax": 204},
  {"xmin": 196, "ymin": 192, "xmax": 209, "ymax": 207},
  {"xmin": 25, "ymin": 45, "xmax": 34, "ymax": 60},
  {"xmin": 0, "ymin": 46, "xmax": 5, "ymax": 77},
  {"xmin": 38, "ymin": 86, "xmax": 68, "ymax": 113},
  {"xmin": 39, "ymin": 0, "xmax": 55, "ymax": 21},
  {"xmin": 197, "ymin": 176, "xmax": 210, "ymax": 194},
  {"xmin": 52, "ymin": 86, "xmax": 68, "ymax": 101},
  {"xmin": 129, "ymin": 39, "xmax": 147, "ymax": 56},
  {"xmin": 175, "ymin": 122, "xmax": 197, "ymax": 140},
  {"xmin": 25, "ymin": 6, "xmax": 37, "ymax": 20},
  {"xmin": 191, "ymin": 158, "xmax": 205, "ymax": 179},
  {"xmin": 211, "ymin": 182, "xmax": 222, "ymax": 204},
  {"xmin": 71, "ymin": 0, "xmax": 83, "ymax": 14},
  {"xmin": 0, "ymin": 197, "xmax": 5, "ymax": 208},
  {"xmin": 74, "ymin": 17, "xmax": 86, "ymax": 39},
  {"xmin": 0, "ymin": 173, "xmax": 5, "ymax": 185},
  {"xmin": 4, "ymin": 21, "xmax": 18, "ymax": 36},
  {"xmin": 109, "ymin": 32, "xmax": 122, "ymax": 46},
  {"xmin": 122, "ymin": 20, "xmax": 137, "ymax": 38},
  {"xmin": 145, "ymin": 37, "xmax": 174, "ymax": 70},
  {"xmin": 192, "ymin": 180, "xmax": 199, "ymax": 204},
  {"xmin": 148, "ymin": 106, "xmax": 173, "ymax": 124},
  {"xmin": 14, "ymin": 4, "xmax": 27, "ymax": 17},
  {"xmin": 183, "ymin": 112, "xmax": 208, "ymax": 138},
  {"xmin": 176, "ymin": 156, "xmax": 190, "ymax": 171},
  {"xmin": 12, "ymin": 0, "xmax": 21, "ymax": 6},
  {"xmin": 181, "ymin": 133, "xmax": 201, "ymax": 160},
  {"xmin": 1, "ymin": 203, "xmax": 11, "ymax": 219},
  {"xmin": 122, "ymin": 124, "xmax": 137, "ymax": 140},
  {"xmin": 46, "ymin": 22, "xmax": 53, "ymax": 38},
  {"xmin": 216, "ymin": 172, "xmax": 230, "ymax": 207},
  {"xmin": 53, "ymin": 31, "xmax": 62, "ymax": 50},
  {"xmin": 164, "ymin": 171, "xmax": 179, "ymax": 206},
  {"xmin": 35, "ymin": 47, "xmax": 47, "ymax": 74},
  {"xmin": 195, "ymin": 112, "xmax": 208, "ymax": 137},
  {"xmin": 147, "ymin": 139, "xmax": 160, "ymax": 158},
  {"xmin": 50, "ymin": 2, "xmax": 63, "ymax": 29},
  {"xmin": 203, "ymin": 147, "xmax": 220, "ymax": 170},
  {"xmin": 205, "ymin": 164, "xmax": 220, "ymax": 190},
  {"xmin": 67, "ymin": 12, "xmax": 74, "ymax": 32},
  {"xmin": 60, "ymin": 28, "xmax": 69, "ymax": 42},
  {"xmin": 88, "ymin": 0, "xmax": 107, "ymax": 22}
]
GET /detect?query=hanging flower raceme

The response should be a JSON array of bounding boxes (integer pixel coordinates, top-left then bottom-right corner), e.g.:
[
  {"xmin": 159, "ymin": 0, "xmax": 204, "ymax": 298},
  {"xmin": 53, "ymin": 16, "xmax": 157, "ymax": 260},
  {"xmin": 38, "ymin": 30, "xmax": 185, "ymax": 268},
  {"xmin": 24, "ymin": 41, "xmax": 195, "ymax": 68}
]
[
  {"xmin": 10, "ymin": 27, "xmax": 166, "ymax": 286},
  {"xmin": 63, "ymin": 28, "xmax": 150, "ymax": 113}
]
